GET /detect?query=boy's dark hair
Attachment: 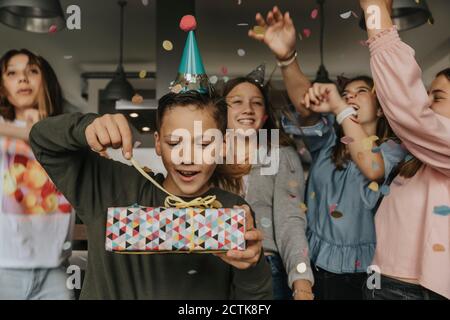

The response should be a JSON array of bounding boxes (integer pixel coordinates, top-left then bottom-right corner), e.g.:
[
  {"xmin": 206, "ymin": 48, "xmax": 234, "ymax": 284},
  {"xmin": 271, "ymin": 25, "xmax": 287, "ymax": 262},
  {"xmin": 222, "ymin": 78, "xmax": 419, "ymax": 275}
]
[
  {"xmin": 156, "ymin": 90, "xmax": 227, "ymax": 133},
  {"xmin": 0, "ymin": 49, "xmax": 63, "ymax": 121}
]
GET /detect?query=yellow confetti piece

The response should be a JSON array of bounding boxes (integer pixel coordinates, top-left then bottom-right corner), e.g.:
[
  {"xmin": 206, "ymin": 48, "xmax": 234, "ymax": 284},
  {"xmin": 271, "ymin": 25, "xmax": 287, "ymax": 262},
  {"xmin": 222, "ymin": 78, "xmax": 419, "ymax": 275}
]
[
  {"xmin": 253, "ymin": 25, "xmax": 266, "ymax": 35},
  {"xmin": 310, "ymin": 192, "xmax": 316, "ymax": 199},
  {"xmin": 162, "ymin": 40, "xmax": 173, "ymax": 51},
  {"xmin": 131, "ymin": 94, "xmax": 143, "ymax": 105},
  {"xmin": 368, "ymin": 181, "xmax": 379, "ymax": 192},
  {"xmin": 432, "ymin": 244, "xmax": 445, "ymax": 252},
  {"xmin": 288, "ymin": 180, "xmax": 299, "ymax": 188},
  {"xmin": 171, "ymin": 84, "xmax": 183, "ymax": 94},
  {"xmin": 361, "ymin": 136, "xmax": 379, "ymax": 151},
  {"xmin": 139, "ymin": 70, "xmax": 147, "ymax": 79},
  {"xmin": 299, "ymin": 203, "xmax": 308, "ymax": 212}
]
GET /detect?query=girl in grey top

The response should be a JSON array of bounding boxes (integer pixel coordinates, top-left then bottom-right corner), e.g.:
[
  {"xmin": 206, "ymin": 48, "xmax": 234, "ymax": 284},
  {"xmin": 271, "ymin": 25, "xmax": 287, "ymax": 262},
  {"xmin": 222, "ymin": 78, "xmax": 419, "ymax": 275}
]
[{"xmin": 219, "ymin": 76, "xmax": 314, "ymax": 300}]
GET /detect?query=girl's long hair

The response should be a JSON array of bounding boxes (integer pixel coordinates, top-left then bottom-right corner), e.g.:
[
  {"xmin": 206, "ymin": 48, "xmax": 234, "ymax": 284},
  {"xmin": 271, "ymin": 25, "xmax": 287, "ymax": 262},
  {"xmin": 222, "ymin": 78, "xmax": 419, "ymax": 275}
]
[
  {"xmin": 332, "ymin": 76, "xmax": 398, "ymax": 170},
  {"xmin": 0, "ymin": 49, "xmax": 63, "ymax": 121}
]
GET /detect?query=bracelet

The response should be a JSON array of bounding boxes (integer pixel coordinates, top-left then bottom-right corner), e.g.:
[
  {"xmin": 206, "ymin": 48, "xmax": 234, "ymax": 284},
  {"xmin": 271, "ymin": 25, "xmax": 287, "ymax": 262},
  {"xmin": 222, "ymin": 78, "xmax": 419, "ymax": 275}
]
[
  {"xmin": 276, "ymin": 50, "xmax": 298, "ymax": 68},
  {"xmin": 336, "ymin": 107, "xmax": 357, "ymax": 125}
]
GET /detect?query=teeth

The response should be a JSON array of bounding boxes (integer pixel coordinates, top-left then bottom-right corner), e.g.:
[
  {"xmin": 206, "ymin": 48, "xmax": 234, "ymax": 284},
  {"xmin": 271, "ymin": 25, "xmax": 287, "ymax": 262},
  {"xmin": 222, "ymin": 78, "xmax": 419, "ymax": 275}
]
[
  {"xmin": 179, "ymin": 170, "xmax": 197, "ymax": 176},
  {"xmin": 238, "ymin": 119, "xmax": 254, "ymax": 125}
]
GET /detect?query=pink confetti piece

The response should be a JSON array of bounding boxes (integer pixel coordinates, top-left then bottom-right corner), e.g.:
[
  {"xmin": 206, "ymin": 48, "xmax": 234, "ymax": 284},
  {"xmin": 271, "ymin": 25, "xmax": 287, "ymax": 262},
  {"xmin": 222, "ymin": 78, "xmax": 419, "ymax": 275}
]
[
  {"xmin": 355, "ymin": 260, "xmax": 361, "ymax": 268},
  {"xmin": 359, "ymin": 40, "xmax": 368, "ymax": 47},
  {"xmin": 329, "ymin": 203, "xmax": 338, "ymax": 213},
  {"xmin": 302, "ymin": 247, "xmax": 309, "ymax": 258},
  {"xmin": 221, "ymin": 66, "xmax": 228, "ymax": 76},
  {"xmin": 310, "ymin": 8, "xmax": 319, "ymax": 20},
  {"xmin": 340, "ymin": 136, "xmax": 354, "ymax": 145},
  {"xmin": 299, "ymin": 147, "xmax": 307, "ymax": 155},
  {"xmin": 49, "ymin": 25, "xmax": 57, "ymax": 33},
  {"xmin": 302, "ymin": 28, "xmax": 311, "ymax": 38},
  {"xmin": 352, "ymin": 11, "xmax": 359, "ymax": 18}
]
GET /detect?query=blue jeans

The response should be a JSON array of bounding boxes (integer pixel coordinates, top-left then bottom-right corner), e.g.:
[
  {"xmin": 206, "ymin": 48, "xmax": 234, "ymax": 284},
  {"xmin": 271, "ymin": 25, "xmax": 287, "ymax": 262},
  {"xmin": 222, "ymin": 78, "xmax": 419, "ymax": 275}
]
[
  {"xmin": 364, "ymin": 274, "xmax": 446, "ymax": 300},
  {"xmin": 265, "ymin": 254, "xmax": 292, "ymax": 300},
  {"xmin": 0, "ymin": 265, "xmax": 74, "ymax": 300}
]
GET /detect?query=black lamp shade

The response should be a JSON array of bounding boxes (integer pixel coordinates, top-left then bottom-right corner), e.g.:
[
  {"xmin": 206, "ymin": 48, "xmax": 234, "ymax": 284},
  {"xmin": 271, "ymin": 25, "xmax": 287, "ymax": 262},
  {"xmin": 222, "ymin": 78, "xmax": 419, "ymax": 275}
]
[
  {"xmin": 0, "ymin": 0, "xmax": 65, "ymax": 33},
  {"xmin": 104, "ymin": 65, "xmax": 134, "ymax": 101}
]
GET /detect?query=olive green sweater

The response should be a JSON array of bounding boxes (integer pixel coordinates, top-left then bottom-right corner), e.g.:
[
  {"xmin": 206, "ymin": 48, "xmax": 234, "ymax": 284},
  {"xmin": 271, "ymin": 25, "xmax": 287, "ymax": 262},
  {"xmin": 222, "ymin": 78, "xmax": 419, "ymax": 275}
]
[{"xmin": 29, "ymin": 112, "xmax": 272, "ymax": 300}]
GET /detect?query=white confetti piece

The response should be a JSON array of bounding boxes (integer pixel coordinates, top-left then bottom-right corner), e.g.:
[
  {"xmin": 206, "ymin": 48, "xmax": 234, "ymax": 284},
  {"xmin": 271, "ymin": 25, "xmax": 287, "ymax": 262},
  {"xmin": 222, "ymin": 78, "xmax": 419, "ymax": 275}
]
[{"xmin": 237, "ymin": 49, "xmax": 246, "ymax": 57}]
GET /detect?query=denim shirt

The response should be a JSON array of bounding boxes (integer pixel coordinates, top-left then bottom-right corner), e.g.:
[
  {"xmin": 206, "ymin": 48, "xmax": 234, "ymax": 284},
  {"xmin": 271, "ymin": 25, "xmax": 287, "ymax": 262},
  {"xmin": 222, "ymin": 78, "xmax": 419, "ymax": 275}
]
[{"xmin": 282, "ymin": 114, "xmax": 407, "ymax": 274}]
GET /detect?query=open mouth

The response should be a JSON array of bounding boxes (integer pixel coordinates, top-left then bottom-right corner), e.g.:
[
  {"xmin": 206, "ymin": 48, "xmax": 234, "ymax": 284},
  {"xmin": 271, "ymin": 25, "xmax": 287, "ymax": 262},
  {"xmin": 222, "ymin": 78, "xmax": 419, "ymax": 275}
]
[
  {"xmin": 176, "ymin": 169, "xmax": 200, "ymax": 182},
  {"xmin": 237, "ymin": 118, "xmax": 255, "ymax": 125}
]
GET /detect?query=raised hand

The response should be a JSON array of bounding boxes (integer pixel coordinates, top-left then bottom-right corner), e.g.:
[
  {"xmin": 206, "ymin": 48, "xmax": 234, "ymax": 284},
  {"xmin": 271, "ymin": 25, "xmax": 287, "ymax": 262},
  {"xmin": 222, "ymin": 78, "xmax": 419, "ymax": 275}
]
[
  {"xmin": 302, "ymin": 83, "xmax": 347, "ymax": 114},
  {"xmin": 248, "ymin": 6, "xmax": 296, "ymax": 61},
  {"xmin": 85, "ymin": 113, "xmax": 133, "ymax": 160}
]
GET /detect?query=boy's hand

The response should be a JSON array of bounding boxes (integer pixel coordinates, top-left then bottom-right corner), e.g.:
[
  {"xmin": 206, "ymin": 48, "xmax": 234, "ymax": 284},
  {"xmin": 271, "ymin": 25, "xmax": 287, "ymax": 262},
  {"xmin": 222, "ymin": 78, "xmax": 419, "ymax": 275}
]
[
  {"xmin": 248, "ymin": 6, "xmax": 296, "ymax": 61},
  {"xmin": 214, "ymin": 204, "xmax": 264, "ymax": 270},
  {"xmin": 302, "ymin": 83, "xmax": 347, "ymax": 114},
  {"xmin": 85, "ymin": 113, "xmax": 133, "ymax": 160}
]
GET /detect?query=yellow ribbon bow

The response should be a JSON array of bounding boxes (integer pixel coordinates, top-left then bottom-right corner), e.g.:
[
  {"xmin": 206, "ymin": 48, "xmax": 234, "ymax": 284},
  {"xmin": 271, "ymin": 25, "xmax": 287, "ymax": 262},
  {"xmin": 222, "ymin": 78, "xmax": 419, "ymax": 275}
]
[{"xmin": 130, "ymin": 158, "xmax": 222, "ymax": 209}]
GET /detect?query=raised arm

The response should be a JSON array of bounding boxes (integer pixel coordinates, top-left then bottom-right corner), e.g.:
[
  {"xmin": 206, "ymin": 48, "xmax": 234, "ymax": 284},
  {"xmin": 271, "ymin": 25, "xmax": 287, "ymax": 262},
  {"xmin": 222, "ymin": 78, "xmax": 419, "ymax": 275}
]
[
  {"xmin": 249, "ymin": 6, "xmax": 319, "ymax": 125},
  {"xmin": 361, "ymin": 0, "xmax": 450, "ymax": 177}
]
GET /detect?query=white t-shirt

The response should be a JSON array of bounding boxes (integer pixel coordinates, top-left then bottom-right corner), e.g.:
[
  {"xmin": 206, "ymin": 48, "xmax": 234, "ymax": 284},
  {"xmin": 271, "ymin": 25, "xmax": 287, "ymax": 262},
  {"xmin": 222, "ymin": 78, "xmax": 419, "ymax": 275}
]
[{"xmin": 0, "ymin": 117, "xmax": 74, "ymax": 268}]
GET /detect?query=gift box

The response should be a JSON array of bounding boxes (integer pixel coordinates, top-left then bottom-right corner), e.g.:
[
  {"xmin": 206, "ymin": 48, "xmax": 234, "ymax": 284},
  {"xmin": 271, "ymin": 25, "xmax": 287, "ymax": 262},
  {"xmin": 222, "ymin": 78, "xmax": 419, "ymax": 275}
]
[{"xmin": 105, "ymin": 205, "xmax": 246, "ymax": 253}]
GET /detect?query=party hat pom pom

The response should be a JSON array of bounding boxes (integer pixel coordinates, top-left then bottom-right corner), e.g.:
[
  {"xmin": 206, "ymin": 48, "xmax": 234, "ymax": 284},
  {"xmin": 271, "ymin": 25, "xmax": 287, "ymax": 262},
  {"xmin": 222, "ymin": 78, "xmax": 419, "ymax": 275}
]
[{"xmin": 180, "ymin": 15, "xmax": 197, "ymax": 32}]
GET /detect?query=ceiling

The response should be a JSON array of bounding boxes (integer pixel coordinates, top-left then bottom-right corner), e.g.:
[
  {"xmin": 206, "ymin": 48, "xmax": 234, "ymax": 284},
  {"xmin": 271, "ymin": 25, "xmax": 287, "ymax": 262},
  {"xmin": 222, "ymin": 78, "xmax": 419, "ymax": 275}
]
[{"xmin": 0, "ymin": 0, "xmax": 448, "ymax": 112}]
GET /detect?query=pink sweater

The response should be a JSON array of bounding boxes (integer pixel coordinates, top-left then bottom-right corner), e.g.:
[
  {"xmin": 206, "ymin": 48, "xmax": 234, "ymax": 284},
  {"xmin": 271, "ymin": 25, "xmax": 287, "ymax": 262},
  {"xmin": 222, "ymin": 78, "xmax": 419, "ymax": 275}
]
[{"xmin": 369, "ymin": 27, "xmax": 450, "ymax": 299}]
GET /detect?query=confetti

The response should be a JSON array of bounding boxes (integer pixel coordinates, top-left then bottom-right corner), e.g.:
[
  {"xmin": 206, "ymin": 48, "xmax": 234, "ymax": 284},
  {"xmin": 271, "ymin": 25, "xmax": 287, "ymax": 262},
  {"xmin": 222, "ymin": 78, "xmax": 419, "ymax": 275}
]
[
  {"xmin": 288, "ymin": 180, "xmax": 299, "ymax": 188},
  {"xmin": 340, "ymin": 11, "xmax": 353, "ymax": 19},
  {"xmin": 302, "ymin": 28, "xmax": 311, "ymax": 38},
  {"xmin": 362, "ymin": 136, "xmax": 379, "ymax": 150},
  {"xmin": 237, "ymin": 49, "xmax": 246, "ymax": 57},
  {"xmin": 162, "ymin": 40, "xmax": 173, "ymax": 51},
  {"xmin": 289, "ymin": 194, "xmax": 297, "ymax": 199},
  {"xmin": 63, "ymin": 55, "xmax": 73, "ymax": 60},
  {"xmin": 299, "ymin": 147, "xmax": 307, "ymax": 155},
  {"xmin": 139, "ymin": 70, "xmax": 147, "ymax": 79},
  {"xmin": 222, "ymin": 76, "xmax": 230, "ymax": 83},
  {"xmin": 134, "ymin": 141, "xmax": 142, "ymax": 148},
  {"xmin": 296, "ymin": 262, "xmax": 307, "ymax": 273},
  {"xmin": 331, "ymin": 211, "xmax": 343, "ymax": 219},
  {"xmin": 171, "ymin": 84, "xmax": 183, "ymax": 94},
  {"xmin": 355, "ymin": 260, "xmax": 361, "ymax": 268},
  {"xmin": 187, "ymin": 269, "xmax": 198, "ymax": 275},
  {"xmin": 310, "ymin": 8, "xmax": 319, "ymax": 20},
  {"xmin": 298, "ymin": 33, "xmax": 303, "ymax": 41},
  {"xmin": 253, "ymin": 25, "xmax": 266, "ymax": 35},
  {"xmin": 329, "ymin": 203, "xmax": 338, "ymax": 213},
  {"xmin": 359, "ymin": 40, "xmax": 368, "ymax": 47},
  {"xmin": 432, "ymin": 244, "xmax": 445, "ymax": 252},
  {"xmin": 260, "ymin": 217, "xmax": 272, "ymax": 228},
  {"xmin": 299, "ymin": 203, "xmax": 308, "ymax": 212},
  {"xmin": 380, "ymin": 185, "xmax": 390, "ymax": 196},
  {"xmin": 221, "ymin": 66, "xmax": 228, "ymax": 75},
  {"xmin": 314, "ymin": 130, "xmax": 323, "ymax": 137},
  {"xmin": 340, "ymin": 136, "xmax": 354, "ymax": 145},
  {"xmin": 209, "ymin": 75, "xmax": 218, "ymax": 84},
  {"xmin": 352, "ymin": 11, "xmax": 359, "ymax": 18},
  {"xmin": 131, "ymin": 94, "xmax": 143, "ymax": 104},
  {"xmin": 302, "ymin": 247, "xmax": 309, "ymax": 258},
  {"xmin": 368, "ymin": 181, "xmax": 379, "ymax": 192},
  {"xmin": 310, "ymin": 192, "xmax": 316, "ymax": 199},
  {"xmin": 63, "ymin": 241, "xmax": 71, "ymax": 250},
  {"xmin": 49, "ymin": 25, "xmax": 57, "ymax": 33},
  {"xmin": 237, "ymin": 23, "xmax": 249, "ymax": 27},
  {"xmin": 142, "ymin": 0, "xmax": 149, "ymax": 6},
  {"xmin": 238, "ymin": 0, "xmax": 242, "ymax": 5},
  {"xmin": 433, "ymin": 205, "xmax": 450, "ymax": 216}
]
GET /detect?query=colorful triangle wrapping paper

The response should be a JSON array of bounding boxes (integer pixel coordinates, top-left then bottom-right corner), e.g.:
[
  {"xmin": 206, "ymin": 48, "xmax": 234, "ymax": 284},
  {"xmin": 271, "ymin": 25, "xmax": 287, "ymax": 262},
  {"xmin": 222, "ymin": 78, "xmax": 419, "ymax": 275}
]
[{"xmin": 105, "ymin": 206, "xmax": 246, "ymax": 253}]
